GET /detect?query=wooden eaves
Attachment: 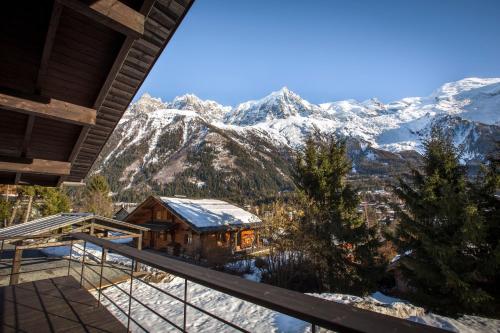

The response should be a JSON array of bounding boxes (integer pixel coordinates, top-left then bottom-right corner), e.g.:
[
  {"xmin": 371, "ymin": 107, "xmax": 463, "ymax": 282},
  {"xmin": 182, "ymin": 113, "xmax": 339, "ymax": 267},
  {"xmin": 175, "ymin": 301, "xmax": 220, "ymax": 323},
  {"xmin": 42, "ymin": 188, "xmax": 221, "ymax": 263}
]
[{"xmin": 0, "ymin": 0, "xmax": 194, "ymax": 187}]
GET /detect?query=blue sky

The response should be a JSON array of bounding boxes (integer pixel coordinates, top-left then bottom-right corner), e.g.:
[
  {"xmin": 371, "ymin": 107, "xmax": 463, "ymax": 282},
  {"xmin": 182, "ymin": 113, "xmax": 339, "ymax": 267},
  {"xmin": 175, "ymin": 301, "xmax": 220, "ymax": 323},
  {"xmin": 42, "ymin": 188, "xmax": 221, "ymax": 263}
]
[{"xmin": 136, "ymin": 0, "xmax": 500, "ymax": 105}]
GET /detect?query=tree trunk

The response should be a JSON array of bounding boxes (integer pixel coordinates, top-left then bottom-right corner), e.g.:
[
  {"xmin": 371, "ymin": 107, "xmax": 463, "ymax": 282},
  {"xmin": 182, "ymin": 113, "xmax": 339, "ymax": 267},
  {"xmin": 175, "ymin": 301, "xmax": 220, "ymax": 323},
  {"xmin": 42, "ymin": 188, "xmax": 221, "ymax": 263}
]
[
  {"xmin": 22, "ymin": 195, "xmax": 33, "ymax": 223},
  {"xmin": 8, "ymin": 197, "xmax": 21, "ymax": 226}
]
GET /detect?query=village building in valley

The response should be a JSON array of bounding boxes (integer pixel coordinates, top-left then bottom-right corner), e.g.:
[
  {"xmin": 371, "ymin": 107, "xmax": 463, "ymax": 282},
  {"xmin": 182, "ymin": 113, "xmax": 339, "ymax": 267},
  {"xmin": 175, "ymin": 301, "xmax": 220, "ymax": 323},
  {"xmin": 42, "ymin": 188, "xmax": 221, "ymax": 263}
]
[{"xmin": 124, "ymin": 196, "xmax": 262, "ymax": 261}]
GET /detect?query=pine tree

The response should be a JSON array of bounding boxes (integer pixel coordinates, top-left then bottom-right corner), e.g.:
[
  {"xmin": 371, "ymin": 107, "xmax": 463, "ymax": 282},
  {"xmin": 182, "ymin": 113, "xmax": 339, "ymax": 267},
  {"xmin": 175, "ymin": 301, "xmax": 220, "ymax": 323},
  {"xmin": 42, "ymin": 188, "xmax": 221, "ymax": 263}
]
[
  {"xmin": 81, "ymin": 175, "xmax": 114, "ymax": 217},
  {"xmin": 37, "ymin": 187, "xmax": 71, "ymax": 216},
  {"xmin": 470, "ymin": 147, "xmax": 500, "ymax": 316},
  {"xmin": 295, "ymin": 134, "xmax": 384, "ymax": 294},
  {"xmin": 391, "ymin": 126, "xmax": 495, "ymax": 316}
]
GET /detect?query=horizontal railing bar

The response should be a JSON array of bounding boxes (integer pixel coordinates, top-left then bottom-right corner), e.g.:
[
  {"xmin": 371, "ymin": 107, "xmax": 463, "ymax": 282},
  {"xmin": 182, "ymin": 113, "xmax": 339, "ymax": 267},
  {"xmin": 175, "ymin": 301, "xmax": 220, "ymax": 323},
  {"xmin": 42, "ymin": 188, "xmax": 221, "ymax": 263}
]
[
  {"xmin": 78, "ymin": 264, "xmax": 151, "ymax": 332},
  {"xmin": 73, "ymin": 233, "xmax": 447, "ymax": 333},
  {"xmin": 0, "ymin": 264, "xmax": 70, "ymax": 277},
  {"xmin": 84, "ymin": 262, "xmax": 185, "ymax": 332},
  {"xmin": 99, "ymin": 288, "xmax": 149, "ymax": 332},
  {"xmin": 132, "ymin": 275, "xmax": 184, "ymax": 303},
  {"xmin": 130, "ymin": 276, "xmax": 248, "ymax": 332},
  {"xmin": 87, "ymin": 260, "xmax": 249, "ymax": 333},
  {"xmin": 184, "ymin": 299, "xmax": 250, "ymax": 333}
]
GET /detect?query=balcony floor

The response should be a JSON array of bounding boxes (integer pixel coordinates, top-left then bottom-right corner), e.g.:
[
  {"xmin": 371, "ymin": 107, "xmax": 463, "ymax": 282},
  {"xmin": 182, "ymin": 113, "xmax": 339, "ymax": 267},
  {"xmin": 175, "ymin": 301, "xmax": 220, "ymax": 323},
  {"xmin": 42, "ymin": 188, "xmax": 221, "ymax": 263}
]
[{"xmin": 0, "ymin": 275, "xmax": 126, "ymax": 332}]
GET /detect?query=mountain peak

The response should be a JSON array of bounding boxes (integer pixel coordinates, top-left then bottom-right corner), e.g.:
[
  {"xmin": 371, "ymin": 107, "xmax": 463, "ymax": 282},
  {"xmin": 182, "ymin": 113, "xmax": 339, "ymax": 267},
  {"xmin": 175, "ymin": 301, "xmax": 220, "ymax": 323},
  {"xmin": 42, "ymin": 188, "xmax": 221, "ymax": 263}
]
[
  {"xmin": 277, "ymin": 86, "xmax": 291, "ymax": 94},
  {"xmin": 167, "ymin": 93, "xmax": 231, "ymax": 120},
  {"xmin": 268, "ymin": 86, "xmax": 297, "ymax": 99},
  {"xmin": 172, "ymin": 93, "xmax": 203, "ymax": 103},
  {"xmin": 137, "ymin": 92, "xmax": 162, "ymax": 103}
]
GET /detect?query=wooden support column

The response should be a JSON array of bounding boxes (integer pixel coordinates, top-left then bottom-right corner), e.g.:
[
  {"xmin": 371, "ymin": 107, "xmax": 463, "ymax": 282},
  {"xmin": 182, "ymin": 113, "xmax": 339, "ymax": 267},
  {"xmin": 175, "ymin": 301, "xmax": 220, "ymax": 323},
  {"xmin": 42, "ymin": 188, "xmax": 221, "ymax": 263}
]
[
  {"xmin": 103, "ymin": 230, "xmax": 109, "ymax": 262},
  {"xmin": 9, "ymin": 246, "xmax": 23, "ymax": 285},
  {"xmin": 135, "ymin": 231, "xmax": 142, "ymax": 272}
]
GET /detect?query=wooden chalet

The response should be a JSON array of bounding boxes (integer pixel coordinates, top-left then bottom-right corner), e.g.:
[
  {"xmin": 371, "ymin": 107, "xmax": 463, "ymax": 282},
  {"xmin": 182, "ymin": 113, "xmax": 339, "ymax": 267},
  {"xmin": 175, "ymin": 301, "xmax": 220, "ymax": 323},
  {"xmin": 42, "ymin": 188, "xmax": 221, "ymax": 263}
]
[
  {"xmin": 125, "ymin": 196, "xmax": 263, "ymax": 260},
  {"xmin": 0, "ymin": 0, "xmax": 193, "ymax": 187}
]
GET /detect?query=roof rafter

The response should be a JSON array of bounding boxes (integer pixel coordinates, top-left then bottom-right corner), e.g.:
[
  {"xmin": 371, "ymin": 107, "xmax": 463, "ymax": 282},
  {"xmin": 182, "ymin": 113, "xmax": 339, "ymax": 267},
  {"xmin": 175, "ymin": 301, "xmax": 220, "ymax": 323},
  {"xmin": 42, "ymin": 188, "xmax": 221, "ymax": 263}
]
[
  {"xmin": 0, "ymin": 92, "xmax": 96, "ymax": 126},
  {"xmin": 36, "ymin": 2, "xmax": 63, "ymax": 93},
  {"xmin": 0, "ymin": 157, "xmax": 71, "ymax": 176},
  {"xmin": 56, "ymin": 0, "xmax": 145, "ymax": 38}
]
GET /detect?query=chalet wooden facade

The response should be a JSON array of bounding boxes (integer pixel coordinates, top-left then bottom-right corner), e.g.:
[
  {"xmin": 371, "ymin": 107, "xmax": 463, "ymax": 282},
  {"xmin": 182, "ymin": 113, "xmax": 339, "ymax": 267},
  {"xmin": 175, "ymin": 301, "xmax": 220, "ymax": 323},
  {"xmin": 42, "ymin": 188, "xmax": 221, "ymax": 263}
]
[{"xmin": 125, "ymin": 196, "xmax": 263, "ymax": 261}]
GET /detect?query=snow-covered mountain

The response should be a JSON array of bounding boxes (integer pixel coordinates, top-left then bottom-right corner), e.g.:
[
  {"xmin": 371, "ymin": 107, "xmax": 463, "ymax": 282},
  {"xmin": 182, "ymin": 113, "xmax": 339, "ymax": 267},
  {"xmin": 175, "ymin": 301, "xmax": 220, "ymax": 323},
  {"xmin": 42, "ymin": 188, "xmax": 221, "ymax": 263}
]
[{"xmin": 96, "ymin": 78, "xmax": 500, "ymax": 200}]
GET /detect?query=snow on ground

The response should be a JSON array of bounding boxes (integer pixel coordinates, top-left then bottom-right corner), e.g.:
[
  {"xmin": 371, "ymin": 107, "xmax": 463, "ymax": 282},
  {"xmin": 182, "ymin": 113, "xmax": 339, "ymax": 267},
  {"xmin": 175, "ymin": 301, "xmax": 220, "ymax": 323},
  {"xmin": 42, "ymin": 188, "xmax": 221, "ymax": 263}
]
[
  {"xmin": 41, "ymin": 235, "xmax": 134, "ymax": 267},
  {"xmin": 309, "ymin": 292, "xmax": 500, "ymax": 333},
  {"xmin": 94, "ymin": 276, "xmax": 500, "ymax": 333},
  {"xmin": 43, "ymin": 244, "xmax": 500, "ymax": 332},
  {"xmin": 93, "ymin": 276, "xmax": 312, "ymax": 333}
]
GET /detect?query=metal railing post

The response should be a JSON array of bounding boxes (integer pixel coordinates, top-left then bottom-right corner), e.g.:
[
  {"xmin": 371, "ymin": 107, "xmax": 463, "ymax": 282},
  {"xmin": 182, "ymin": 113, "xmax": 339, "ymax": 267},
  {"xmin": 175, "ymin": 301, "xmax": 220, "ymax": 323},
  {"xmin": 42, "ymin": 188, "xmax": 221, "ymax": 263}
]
[
  {"xmin": 80, "ymin": 241, "xmax": 87, "ymax": 286},
  {"xmin": 97, "ymin": 245, "xmax": 106, "ymax": 307},
  {"xmin": 67, "ymin": 239, "xmax": 74, "ymax": 276},
  {"xmin": 183, "ymin": 279, "xmax": 188, "ymax": 332},
  {"xmin": 311, "ymin": 324, "xmax": 316, "ymax": 333},
  {"xmin": 127, "ymin": 258, "xmax": 135, "ymax": 332}
]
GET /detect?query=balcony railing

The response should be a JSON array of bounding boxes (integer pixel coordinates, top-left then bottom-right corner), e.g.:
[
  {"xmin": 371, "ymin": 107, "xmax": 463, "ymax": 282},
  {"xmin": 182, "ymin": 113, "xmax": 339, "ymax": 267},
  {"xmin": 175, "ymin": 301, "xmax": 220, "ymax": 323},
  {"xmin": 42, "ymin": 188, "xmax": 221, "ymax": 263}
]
[
  {"xmin": 0, "ymin": 232, "xmax": 446, "ymax": 332},
  {"xmin": 69, "ymin": 232, "xmax": 445, "ymax": 333}
]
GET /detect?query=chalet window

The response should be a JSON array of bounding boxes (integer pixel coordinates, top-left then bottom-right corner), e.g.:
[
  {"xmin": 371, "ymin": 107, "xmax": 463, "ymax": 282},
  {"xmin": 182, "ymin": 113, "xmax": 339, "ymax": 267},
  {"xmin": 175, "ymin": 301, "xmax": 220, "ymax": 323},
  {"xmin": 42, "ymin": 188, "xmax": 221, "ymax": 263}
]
[
  {"xmin": 156, "ymin": 211, "xmax": 162, "ymax": 220},
  {"xmin": 184, "ymin": 233, "xmax": 192, "ymax": 245},
  {"xmin": 217, "ymin": 233, "xmax": 226, "ymax": 243}
]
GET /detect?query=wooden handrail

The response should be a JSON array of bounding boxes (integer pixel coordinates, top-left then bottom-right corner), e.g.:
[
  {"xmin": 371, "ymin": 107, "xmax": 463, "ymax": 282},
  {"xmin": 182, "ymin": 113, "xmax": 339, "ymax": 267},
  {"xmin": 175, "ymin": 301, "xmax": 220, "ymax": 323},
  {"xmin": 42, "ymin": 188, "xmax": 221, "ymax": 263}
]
[{"xmin": 73, "ymin": 233, "xmax": 445, "ymax": 333}]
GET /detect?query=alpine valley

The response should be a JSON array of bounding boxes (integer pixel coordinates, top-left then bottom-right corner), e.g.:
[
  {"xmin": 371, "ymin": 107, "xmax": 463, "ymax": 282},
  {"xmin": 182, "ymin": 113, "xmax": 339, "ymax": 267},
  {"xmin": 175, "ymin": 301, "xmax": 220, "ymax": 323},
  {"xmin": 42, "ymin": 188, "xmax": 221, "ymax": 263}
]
[{"xmin": 95, "ymin": 78, "xmax": 500, "ymax": 202}]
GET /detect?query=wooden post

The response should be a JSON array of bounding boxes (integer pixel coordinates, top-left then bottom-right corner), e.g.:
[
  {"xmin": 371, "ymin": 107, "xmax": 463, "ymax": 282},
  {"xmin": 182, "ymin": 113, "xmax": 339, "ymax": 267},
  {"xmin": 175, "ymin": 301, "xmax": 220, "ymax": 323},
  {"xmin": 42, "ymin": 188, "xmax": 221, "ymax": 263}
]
[
  {"xmin": 103, "ymin": 230, "xmax": 109, "ymax": 262},
  {"xmin": 135, "ymin": 231, "xmax": 142, "ymax": 272},
  {"xmin": 9, "ymin": 246, "xmax": 23, "ymax": 285}
]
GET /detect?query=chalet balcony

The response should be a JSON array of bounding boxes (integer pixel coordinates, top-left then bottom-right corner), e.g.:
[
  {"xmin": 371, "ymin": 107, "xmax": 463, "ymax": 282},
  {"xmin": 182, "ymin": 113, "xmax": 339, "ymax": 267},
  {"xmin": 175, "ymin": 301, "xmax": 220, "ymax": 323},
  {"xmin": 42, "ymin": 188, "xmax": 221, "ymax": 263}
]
[{"xmin": 0, "ymin": 232, "xmax": 446, "ymax": 332}]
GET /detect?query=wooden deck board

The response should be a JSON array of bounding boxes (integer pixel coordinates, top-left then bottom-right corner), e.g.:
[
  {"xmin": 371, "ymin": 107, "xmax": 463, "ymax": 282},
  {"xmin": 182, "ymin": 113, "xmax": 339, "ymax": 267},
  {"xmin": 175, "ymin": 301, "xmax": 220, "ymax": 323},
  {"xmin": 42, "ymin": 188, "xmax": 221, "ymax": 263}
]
[{"xmin": 0, "ymin": 276, "xmax": 126, "ymax": 332}]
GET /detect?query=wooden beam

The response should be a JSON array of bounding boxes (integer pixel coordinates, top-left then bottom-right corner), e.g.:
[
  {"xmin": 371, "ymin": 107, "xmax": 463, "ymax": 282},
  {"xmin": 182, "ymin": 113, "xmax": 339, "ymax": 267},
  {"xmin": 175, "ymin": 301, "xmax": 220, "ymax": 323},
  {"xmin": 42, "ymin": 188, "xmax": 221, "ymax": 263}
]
[
  {"xmin": 57, "ymin": 0, "xmax": 145, "ymax": 38},
  {"xmin": 16, "ymin": 234, "xmax": 137, "ymax": 250},
  {"xmin": 20, "ymin": 115, "xmax": 35, "ymax": 158},
  {"xmin": 57, "ymin": 126, "xmax": 90, "ymax": 186},
  {"xmin": 36, "ymin": 2, "xmax": 63, "ymax": 93},
  {"xmin": 0, "ymin": 92, "xmax": 96, "ymax": 126},
  {"xmin": 104, "ymin": 233, "xmax": 140, "ymax": 240},
  {"xmin": 135, "ymin": 230, "xmax": 142, "ymax": 271},
  {"xmin": 93, "ymin": 37, "xmax": 134, "ymax": 108},
  {"xmin": 0, "ymin": 158, "xmax": 71, "ymax": 176},
  {"xmin": 18, "ymin": 239, "xmax": 84, "ymax": 250},
  {"xmin": 9, "ymin": 246, "xmax": 23, "ymax": 285},
  {"xmin": 93, "ymin": 0, "xmax": 156, "ymax": 108},
  {"xmin": 91, "ymin": 223, "xmax": 137, "ymax": 235},
  {"xmin": 15, "ymin": 115, "xmax": 36, "ymax": 184}
]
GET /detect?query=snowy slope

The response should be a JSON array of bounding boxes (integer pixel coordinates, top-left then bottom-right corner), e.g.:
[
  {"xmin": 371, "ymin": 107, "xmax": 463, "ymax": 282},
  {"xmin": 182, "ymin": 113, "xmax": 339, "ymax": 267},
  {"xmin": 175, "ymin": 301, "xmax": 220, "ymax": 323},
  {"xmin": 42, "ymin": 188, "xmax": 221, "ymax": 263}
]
[
  {"xmin": 96, "ymin": 78, "xmax": 500, "ymax": 198},
  {"xmin": 221, "ymin": 77, "xmax": 500, "ymax": 152},
  {"xmin": 115, "ymin": 77, "xmax": 500, "ymax": 155}
]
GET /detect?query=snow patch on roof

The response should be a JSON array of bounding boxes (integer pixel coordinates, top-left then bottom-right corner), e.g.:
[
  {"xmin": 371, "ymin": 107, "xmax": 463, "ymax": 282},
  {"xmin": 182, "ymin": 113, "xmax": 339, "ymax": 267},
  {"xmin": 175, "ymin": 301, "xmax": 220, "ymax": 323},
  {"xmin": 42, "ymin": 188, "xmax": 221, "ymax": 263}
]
[{"xmin": 160, "ymin": 197, "xmax": 261, "ymax": 230}]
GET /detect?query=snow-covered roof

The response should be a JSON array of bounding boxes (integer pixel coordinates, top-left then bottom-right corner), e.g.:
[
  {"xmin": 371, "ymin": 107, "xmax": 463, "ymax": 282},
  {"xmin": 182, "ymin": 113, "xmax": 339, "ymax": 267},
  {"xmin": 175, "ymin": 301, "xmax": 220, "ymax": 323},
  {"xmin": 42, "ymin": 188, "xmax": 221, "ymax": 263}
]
[
  {"xmin": 159, "ymin": 197, "xmax": 261, "ymax": 232},
  {"xmin": 0, "ymin": 213, "xmax": 92, "ymax": 240},
  {"xmin": 0, "ymin": 213, "xmax": 149, "ymax": 242}
]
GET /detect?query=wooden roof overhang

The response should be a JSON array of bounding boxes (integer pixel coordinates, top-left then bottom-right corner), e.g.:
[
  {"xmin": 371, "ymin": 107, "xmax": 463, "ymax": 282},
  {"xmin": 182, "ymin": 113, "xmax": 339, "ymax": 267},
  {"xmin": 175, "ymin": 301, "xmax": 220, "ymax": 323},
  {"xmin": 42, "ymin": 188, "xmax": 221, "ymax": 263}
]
[{"xmin": 0, "ymin": 0, "xmax": 194, "ymax": 186}]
